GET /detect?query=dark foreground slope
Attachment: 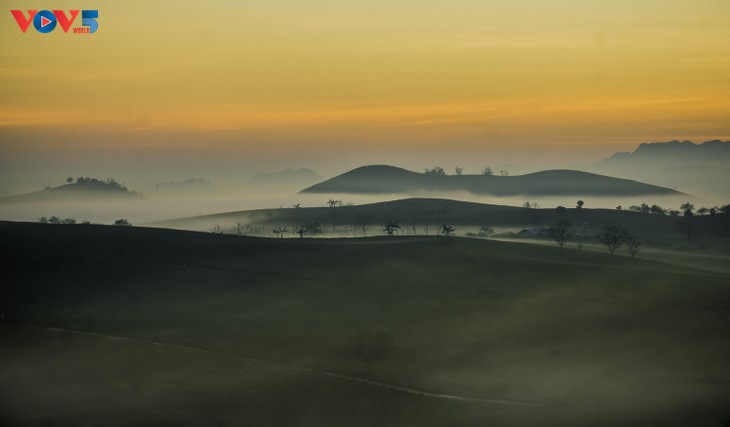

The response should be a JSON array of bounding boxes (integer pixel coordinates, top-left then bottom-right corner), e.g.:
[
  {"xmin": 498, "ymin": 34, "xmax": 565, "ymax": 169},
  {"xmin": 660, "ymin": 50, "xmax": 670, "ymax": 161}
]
[
  {"xmin": 300, "ymin": 165, "xmax": 679, "ymax": 196},
  {"xmin": 1, "ymin": 222, "xmax": 730, "ymax": 426}
]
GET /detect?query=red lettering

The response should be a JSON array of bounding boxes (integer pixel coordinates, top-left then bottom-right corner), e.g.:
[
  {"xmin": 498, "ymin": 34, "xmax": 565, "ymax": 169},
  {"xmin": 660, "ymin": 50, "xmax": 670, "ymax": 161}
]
[
  {"xmin": 53, "ymin": 10, "xmax": 80, "ymax": 33},
  {"xmin": 10, "ymin": 10, "xmax": 38, "ymax": 33}
]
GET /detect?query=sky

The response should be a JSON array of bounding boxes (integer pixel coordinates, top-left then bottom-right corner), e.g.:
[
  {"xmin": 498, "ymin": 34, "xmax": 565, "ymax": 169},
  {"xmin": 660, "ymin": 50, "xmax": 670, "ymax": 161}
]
[{"xmin": 1, "ymin": 0, "xmax": 729, "ymax": 189}]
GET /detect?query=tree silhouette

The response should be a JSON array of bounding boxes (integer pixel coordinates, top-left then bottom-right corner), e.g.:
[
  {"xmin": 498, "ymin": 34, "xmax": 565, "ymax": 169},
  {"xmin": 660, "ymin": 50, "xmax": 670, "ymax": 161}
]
[
  {"xmin": 576, "ymin": 200, "xmax": 584, "ymax": 209},
  {"xmin": 349, "ymin": 329, "xmax": 397, "ymax": 379},
  {"xmin": 441, "ymin": 224, "xmax": 455, "ymax": 237},
  {"xmin": 549, "ymin": 219, "xmax": 574, "ymax": 248},
  {"xmin": 383, "ymin": 220, "xmax": 400, "ymax": 236},
  {"xmin": 232, "ymin": 222, "xmax": 246, "ymax": 235},
  {"xmin": 482, "ymin": 166, "xmax": 494, "ymax": 176},
  {"xmin": 66, "ymin": 177, "xmax": 73, "ymax": 184},
  {"xmin": 626, "ymin": 237, "xmax": 641, "ymax": 258},
  {"xmin": 272, "ymin": 226, "xmax": 288, "ymax": 239},
  {"xmin": 596, "ymin": 225, "xmax": 630, "ymax": 255},
  {"xmin": 424, "ymin": 166, "xmax": 446, "ymax": 176},
  {"xmin": 210, "ymin": 224, "xmax": 223, "ymax": 234},
  {"xmin": 113, "ymin": 219, "xmax": 131, "ymax": 226},
  {"xmin": 454, "ymin": 166, "xmax": 463, "ymax": 176},
  {"xmin": 500, "ymin": 169, "xmax": 509, "ymax": 176}
]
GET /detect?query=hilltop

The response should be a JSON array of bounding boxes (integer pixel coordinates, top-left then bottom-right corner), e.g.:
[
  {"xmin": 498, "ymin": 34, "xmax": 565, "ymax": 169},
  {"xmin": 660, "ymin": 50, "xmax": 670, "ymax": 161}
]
[
  {"xmin": 0, "ymin": 177, "xmax": 142, "ymax": 205},
  {"xmin": 300, "ymin": 165, "xmax": 679, "ymax": 197}
]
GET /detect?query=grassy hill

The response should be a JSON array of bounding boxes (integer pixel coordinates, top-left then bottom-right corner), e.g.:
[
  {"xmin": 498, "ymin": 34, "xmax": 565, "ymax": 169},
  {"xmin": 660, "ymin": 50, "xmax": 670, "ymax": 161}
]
[
  {"xmin": 300, "ymin": 165, "xmax": 680, "ymax": 197},
  {"xmin": 1, "ymin": 222, "xmax": 729, "ymax": 426},
  {"xmin": 149, "ymin": 198, "xmax": 730, "ymax": 254},
  {"xmin": 0, "ymin": 179, "xmax": 142, "ymax": 205}
]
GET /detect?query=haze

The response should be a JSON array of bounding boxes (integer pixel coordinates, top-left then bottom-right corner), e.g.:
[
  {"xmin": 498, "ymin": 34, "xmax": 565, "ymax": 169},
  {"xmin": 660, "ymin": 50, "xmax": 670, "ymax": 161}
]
[{"xmin": 2, "ymin": 0, "xmax": 730, "ymax": 193}]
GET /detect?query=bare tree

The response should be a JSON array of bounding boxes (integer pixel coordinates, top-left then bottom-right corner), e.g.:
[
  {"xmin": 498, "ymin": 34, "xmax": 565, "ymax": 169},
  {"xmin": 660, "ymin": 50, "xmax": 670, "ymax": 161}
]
[
  {"xmin": 424, "ymin": 166, "xmax": 446, "ymax": 176},
  {"xmin": 549, "ymin": 219, "xmax": 574, "ymax": 248},
  {"xmin": 482, "ymin": 166, "xmax": 494, "ymax": 176},
  {"xmin": 232, "ymin": 222, "xmax": 246, "ymax": 235},
  {"xmin": 626, "ymin": 237, "xmax": 641, "ymax": 258},
  {"xmin": 596, "ymin": 225, "xmax": 630, "ymax": 255},
  {"xmin": 272, "ymin": 226, "xmax": 288, "ymax": 239},
  {"xmin": 210, "ymin": 224, "xmax": 223, "ymax": 234},
  {"xmin": 383, "ymin": 219, "xmax": 400, "ymax": 236},
  {"xmin": 500, "ymin": 169, "xmax": 509, "ymax": 176},
  {"xmin": 441, "ymin": 224, "xmax": 455, "ymax": 237},
  {"xmin": 354, "ymin": 213, "xmax": 373, "ymax": 236},
  {"xmin": 349, "ymin": 329, "xmax": 397, "ymax": 379},
  {"xmin": 454, "ymin": 166, "xmax": 463, "ymax": 176},
  {"xmin": 293, "ymin": 203, "xmax": 301, "ymax": 209}
]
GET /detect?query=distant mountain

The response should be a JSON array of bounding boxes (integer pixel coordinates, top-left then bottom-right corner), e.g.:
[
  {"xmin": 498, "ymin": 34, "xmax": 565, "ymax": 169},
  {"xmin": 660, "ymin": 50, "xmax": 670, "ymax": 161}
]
[
  {"xmin": 145, "ymin": 178, "xmax": 211, "ymax": 195},
  {"xmin": 300, "ymin": 165, "xmax": 679, "ymax": 197},
  {"xmin": 0, "ymin": 178, "xmax": 142, "ymax": 205},
  {"xmin": 245, "ymin": 168, "xmax": 321, "ymax": 193},
  {"xmin": 595, "ymin": 140, "xmax": 730, "ymax": 168},
  {"xmin": 590, "ymin": 140, "xmax": 730, "ymax": 197}
]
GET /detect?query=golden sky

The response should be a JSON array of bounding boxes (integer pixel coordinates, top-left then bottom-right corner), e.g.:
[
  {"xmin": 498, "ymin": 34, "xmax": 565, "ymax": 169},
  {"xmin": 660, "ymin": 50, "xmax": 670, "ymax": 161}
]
[{"xmin": 1, "ymin": 0, "xmax": 729, "ymax": 152}]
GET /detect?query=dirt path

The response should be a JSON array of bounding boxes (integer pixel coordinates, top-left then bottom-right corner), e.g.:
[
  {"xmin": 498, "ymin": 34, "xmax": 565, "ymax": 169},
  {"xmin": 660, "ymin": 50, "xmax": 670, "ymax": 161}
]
[{"xmin": 45, "ymin": 326, "xmax": 547, "ymax": 407}]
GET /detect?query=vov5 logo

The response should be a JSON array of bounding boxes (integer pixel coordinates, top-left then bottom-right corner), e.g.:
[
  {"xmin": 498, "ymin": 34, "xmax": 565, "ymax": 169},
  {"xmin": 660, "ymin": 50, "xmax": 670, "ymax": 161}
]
[{"xmin": 11, "ymin": 10, "xmax": 99, "ymax": 34}]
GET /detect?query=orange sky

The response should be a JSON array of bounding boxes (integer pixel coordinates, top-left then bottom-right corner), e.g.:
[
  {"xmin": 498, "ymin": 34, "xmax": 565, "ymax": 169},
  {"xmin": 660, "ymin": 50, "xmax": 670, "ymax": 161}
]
[{"xmin": 1, "ymin": 0, "xmax": 729, "ymax": 155}]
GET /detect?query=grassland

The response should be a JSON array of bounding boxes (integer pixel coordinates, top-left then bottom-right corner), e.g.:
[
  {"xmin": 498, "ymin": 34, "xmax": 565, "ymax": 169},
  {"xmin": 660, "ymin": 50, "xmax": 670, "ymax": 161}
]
[{"xmin": 1, "ymin": 221, "xmax": 729, "ymax": 426}]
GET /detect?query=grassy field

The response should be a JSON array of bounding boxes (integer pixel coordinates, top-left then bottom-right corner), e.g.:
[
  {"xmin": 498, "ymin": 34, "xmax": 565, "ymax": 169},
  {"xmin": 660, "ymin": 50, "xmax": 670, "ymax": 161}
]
[
  {"xmin": 2, "ymin": 221, "xmax": 730, "ymax": 426},
  {"xmin": 149, "ymin": 198, "xmax": 730, "ymax": 254}
]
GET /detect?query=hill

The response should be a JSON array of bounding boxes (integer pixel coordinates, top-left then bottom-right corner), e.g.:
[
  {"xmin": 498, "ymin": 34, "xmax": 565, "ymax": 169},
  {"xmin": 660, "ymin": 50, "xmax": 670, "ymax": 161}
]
[
  {"xmin": 245, "ymin": 168, "xmax": 321, "ymax": 194},
  {"xmin": 0, "ymin": 178, "xmax": 142, "ymax": 205},
  {"xmin": 590, "ymin": 140, "xmax": 730, "ymax": 197},
  {"xmin": 149, "ymin": 198, "xmax": 730, "ymax": 255},
  {"xmin": 1, "ymin": 222, "xmax": 729, "ymax": 426},
  {"xmin": 300, "ymin": 165, "xmax": 679, "ymax": 197}
]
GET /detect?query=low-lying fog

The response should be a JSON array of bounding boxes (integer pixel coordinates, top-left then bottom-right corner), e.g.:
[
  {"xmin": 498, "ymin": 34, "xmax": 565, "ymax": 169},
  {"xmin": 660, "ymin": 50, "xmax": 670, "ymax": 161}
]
[{"xmin": 0, "ymin": 188, "xmax": 711, "ymax": 226}]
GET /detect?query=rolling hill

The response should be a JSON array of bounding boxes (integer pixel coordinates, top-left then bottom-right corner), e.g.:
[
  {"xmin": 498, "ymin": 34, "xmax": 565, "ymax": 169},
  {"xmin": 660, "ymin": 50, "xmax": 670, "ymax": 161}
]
[
  {"xmin": 0, "ymin": 179, "xmax": 143, "ymax": 205},
  {"xmin": 1, "ymin": 222, "xmax": 729, "ymax": 426},
  {"xmin": 300, "ymin": 165, "xmax": 680, "ymax": 197}
]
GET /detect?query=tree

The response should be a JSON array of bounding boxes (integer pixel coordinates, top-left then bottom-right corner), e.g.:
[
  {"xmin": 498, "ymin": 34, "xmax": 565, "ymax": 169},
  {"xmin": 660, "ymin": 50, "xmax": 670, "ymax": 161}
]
[
  {"xmin": 354, "ymin": 214, "xmax": 373, "ymax": 236},
  {"xmin": 500, "ymin": 169, "xmax": 509, "ymax": 176},
  {"xmin": 38, "ymin": 217, "xmax": 48, "ymax": 224},
  {"xmin": 482, "ymin": 166, "xmax": 494, "ymax": 176},
  {"xmin": 295, "ymin": 222, "xmax": 323, "ymax": 238},
  {"xmin": 210, "ymin": 224, "xmax": 223, "ymax": 234},
  {"xmin": 555, "ymin": 206, "xmax": 567, "ymax": 216},
  {"xmin": 114, "ymin": 219, "xmax": 131, "ymax": 226},
  {"xmin": 272, "ymin": 226, "xmax": 288, "ymax": 239},
  {"xmin": 349, "ymin": 329, "xmax": 397, "ymax": 379},
  {"xmin": 676, "ymin": 210, "xmax": 696, "ymax": 244},
  {"xmin": 293, "ymin": 203, "xmax": 301, "ymax": 209},
  {"xmin": 327, "ymin": 199, "xmax": 342, "ymax": 208},
  {"xmin": 616, "ymin": 205, "xmax": 623, "ymax": 210},
  {"xmin": 576, "ymin": 200, "xmax": 584, "ymax": 209},
  {"xmin": 549, "ymin": 219, "xmax": 574, "ymax": 248},
  {"xmin": 424, "ymin": 166, "xmax": 446, "ymax": 176},
  {"xmin": 650, "ymin": 204, "xmax": 666, "ymax": 215},
  {"xmin": 66, "ymin": 177, "xmax": 73, "ymax": 184},
  {"xmin": 232, "ymin": 222, "xmax": 246, "ymax": 235},
  {"xmin": 441, "ymin": 224, "xmax": 455, "ymax": 237},
  {"xmin": 383, "ymin": 219, "xmax": 400, "ymax": 236},
  {"xmin": 697, "ymin": 207, "xmax": 710, "ymax": 216},
  {"xmin": 626, "ymin": 237, "xmax": 641, "ymax": 258},
  {"xmin": 596, "ymin": 225, "xmax": 630, "ymax": 255},
  {"xmin": 454, "ymin": 166, "xmax": 463, "ymax": 176}
]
